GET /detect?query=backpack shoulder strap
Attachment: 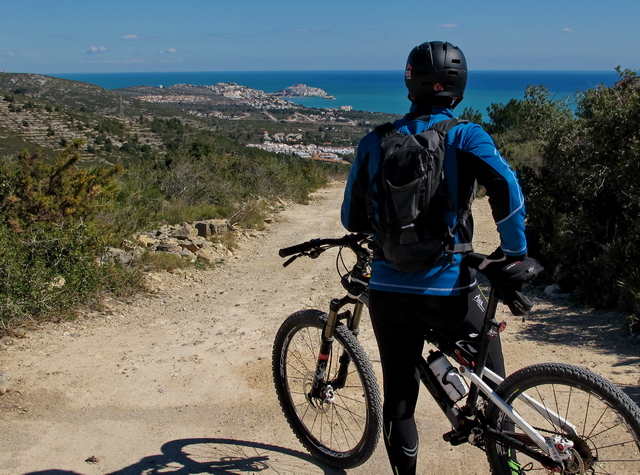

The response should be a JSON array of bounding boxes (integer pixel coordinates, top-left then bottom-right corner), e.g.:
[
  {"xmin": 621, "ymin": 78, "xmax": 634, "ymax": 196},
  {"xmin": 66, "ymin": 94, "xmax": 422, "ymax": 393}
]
[
  {"xmin": 421, "ymin": 118, "xmax": 467, "ymax": 136},
  {"xmin": 374, "ymin": 122, "xmax": 399, "ymax": 141}
]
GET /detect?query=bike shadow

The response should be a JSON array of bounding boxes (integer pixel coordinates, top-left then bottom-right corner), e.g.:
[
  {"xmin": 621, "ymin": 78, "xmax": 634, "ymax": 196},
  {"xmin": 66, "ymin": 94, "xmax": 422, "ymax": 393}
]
[{"xmin": 21, "ymin": 438, "xmax": 346, "ymax": 475}]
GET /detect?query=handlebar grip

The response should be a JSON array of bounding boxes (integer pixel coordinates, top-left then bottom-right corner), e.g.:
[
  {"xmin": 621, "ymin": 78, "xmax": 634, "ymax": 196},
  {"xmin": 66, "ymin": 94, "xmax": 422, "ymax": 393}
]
[{"xmin": 279, "ymin": 240, "xmax": 316, "ymax": 258}]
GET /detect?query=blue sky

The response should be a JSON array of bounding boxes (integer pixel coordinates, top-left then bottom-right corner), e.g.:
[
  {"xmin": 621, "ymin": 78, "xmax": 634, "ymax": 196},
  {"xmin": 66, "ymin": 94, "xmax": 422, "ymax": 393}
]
[{"xmin": 1, "ymin": 0, "xmax": 638, "ymax": 74}]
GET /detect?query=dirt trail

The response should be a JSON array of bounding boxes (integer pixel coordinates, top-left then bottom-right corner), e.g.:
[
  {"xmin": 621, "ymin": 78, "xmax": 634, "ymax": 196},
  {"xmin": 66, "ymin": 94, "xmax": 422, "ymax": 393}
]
[{"xmin": 1, "ymin": 181, "xmax": 638, "ymax": 475}]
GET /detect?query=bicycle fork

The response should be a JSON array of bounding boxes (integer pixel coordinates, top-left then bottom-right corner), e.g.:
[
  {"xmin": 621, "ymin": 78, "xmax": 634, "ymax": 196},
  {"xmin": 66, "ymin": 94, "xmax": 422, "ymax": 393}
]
[{"xmin": 309, "ymin": 297, "xmax": 364, "ymax": 402}]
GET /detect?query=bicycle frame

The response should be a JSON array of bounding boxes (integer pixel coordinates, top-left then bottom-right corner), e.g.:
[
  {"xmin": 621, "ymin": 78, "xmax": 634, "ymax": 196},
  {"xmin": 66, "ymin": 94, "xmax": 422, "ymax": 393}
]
[
  {"xmin": 316, "ymin": 279, "xmax": 567, "ymax": 469},
  {"xmin": 280, "ymin": 235, "xmax": 568, "ymax": 470},
  {"xmin": 415, "ymin": 286, "xmax": 568, "ymax": 469}
]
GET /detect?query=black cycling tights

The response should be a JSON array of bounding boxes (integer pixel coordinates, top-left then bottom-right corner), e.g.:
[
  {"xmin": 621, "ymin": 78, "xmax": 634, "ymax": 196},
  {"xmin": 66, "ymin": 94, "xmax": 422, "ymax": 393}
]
[{"xmin": 368, "ymin": 288, "xmax": 505, "ymax": 475}]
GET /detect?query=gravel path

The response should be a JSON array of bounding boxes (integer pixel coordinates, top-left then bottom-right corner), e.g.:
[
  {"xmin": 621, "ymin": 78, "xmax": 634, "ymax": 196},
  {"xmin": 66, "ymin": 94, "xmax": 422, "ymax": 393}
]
[{"xmin": 1, "ymin": 181, "xmax": 638, "ymax": 475}]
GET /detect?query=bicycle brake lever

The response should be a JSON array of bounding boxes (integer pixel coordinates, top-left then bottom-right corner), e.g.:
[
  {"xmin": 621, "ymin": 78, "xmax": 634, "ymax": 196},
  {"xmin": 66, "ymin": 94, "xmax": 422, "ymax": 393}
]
[
  {"xmin": 309, "ymin": 249, "xmax": 324, "ymax": 259},
  {"xmin": 283, "ymin": 255, "xmax": 298, "ymax": 267}
]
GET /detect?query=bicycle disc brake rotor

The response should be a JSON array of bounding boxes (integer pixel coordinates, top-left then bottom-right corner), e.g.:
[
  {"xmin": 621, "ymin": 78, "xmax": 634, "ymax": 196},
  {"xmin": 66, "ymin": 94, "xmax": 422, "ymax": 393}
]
[
  {"xmin": 563, "ymin": 436, "xmax": 593, "ymax": 474},
  {"xmin": 563, "ymin": 447, "xmax": 586, "ymax": 474},
  {"xmin": 303, "ymin": 371, "xmax": 335, "ymax": 414}
]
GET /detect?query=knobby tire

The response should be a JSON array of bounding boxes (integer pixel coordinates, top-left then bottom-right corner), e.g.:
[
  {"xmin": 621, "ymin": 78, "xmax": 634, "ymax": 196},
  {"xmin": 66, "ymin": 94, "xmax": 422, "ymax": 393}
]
[
  {"xmin": 485, "ymin": 362, "xmax": 640, "ymax": 474},
  {"xmin": 272, "ymin": 309, "xmax": 382, "ymax": 469}
]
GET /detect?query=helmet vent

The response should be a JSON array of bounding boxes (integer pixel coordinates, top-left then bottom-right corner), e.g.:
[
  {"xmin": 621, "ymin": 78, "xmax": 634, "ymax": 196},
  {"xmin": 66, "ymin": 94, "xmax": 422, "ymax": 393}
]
[{"xmin": 405, "ymin": 41, "xmax": 467, "ymax": 104}]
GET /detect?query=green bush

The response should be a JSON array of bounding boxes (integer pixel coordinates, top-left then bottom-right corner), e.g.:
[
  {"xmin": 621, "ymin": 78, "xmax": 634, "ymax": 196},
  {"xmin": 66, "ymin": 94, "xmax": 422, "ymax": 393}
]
[
  {"xmin": 0, "ymin": 140, "xmax": 123, "ymax": 232},
  {"xmin": 520, "ymin": 69, "xmax": 640, "ymax": 316},
  {"xmin": 0, "ymin": 220, "xmax": 141, "ymax": 334},
  {"xmin": 0, "ymin": 142, "xmax": 140, "ymax": 334},
  {"xmin": 486, "ymin": 85, "xmax": 573, "ymax": 170},
  {"xmin": 101, "ymin": 135, "xmax": 330, "ymax": 236}
]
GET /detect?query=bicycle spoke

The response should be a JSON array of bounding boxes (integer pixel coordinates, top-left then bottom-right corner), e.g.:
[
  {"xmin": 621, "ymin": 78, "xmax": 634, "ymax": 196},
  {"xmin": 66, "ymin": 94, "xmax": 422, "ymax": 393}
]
[{"xmin": 487, "ymin": 364, "xmax": 640, "ymax": 475}]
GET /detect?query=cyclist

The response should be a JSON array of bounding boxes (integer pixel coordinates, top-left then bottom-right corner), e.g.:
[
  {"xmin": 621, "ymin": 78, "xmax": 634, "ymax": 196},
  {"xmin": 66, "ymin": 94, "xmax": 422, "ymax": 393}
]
[{"xmin": 341, "ymin": 41, "xmax": 528, "ymax": 475}]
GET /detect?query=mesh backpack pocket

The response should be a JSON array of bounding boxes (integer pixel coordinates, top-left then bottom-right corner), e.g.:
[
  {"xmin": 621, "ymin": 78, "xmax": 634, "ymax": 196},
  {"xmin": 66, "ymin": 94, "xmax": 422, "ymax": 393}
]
[{"xmin": 367, "ymin": 118, "xmax": 470, "ymax": 272}]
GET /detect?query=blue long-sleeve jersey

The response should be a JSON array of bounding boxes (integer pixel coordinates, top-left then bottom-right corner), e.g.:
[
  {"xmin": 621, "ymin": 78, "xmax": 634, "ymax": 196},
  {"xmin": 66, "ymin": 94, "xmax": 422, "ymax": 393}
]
[{"xmin": 341, "ymin": 106, "xmax": 527, "ymax": 296}]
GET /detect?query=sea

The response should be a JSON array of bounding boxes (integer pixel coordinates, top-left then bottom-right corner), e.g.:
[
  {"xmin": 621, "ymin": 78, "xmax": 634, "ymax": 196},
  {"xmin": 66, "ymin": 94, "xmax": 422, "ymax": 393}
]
[{"xmin": 50, "ymin": 70, "xmax": 618, "ymax": 118}]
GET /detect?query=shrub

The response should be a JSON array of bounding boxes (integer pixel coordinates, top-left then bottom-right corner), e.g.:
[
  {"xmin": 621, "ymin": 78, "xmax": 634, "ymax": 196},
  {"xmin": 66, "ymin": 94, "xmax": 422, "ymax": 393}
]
[
  {"xmin": 486, "ymin": 85, "xmax": 573, "ymax": 170},
  {"xmin": 0, "ymin": 220, "xmax": 142, "ymax": 333},
  {"xmin": 521, "ymin": 68, "xmax": 640, "ymax": 316},
  {"xmin": 0, "ymin": 140, "xmax": 123, "ymax": 232},
  {"xmin": 0, "ymin": 142, "xmax": 139, "ymax": 334}
]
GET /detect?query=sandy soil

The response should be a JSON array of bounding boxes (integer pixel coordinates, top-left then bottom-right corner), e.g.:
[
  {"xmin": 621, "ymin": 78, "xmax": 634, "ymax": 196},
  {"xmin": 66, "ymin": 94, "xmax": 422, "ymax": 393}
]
[{"xmin": 1, "ymin": 181, "xmax": 639, "ymax": 475}]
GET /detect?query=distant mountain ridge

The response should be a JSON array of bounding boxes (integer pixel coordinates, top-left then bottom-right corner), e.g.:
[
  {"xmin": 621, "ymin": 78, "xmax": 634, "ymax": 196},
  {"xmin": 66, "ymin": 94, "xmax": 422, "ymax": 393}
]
[{"xmin": 0, "ymin": 72, "xmax": 130, "ymax": 116}]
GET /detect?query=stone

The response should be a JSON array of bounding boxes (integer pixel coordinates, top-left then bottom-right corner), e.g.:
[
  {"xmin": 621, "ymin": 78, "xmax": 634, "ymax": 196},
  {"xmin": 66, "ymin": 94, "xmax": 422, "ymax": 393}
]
[
  {"xmin": 156, "ymin": 241, "xmax": 181, "ymax": 253},
  {"xmin": 136, "ymin": 235, "xmax": 156, "ymax": 247},
  {"xmin": 195, "ymin": 222, "xmax": 211, "ymax": 238},
  {"xmin": 104, "ymin": 247, "xmax": 134, "ymax": 265},
  {"xmin": 206, "ymin": 219, "xmax": 229, "ymax": 235},
  {"xmin": 196, "ymin": 247, "xmax": 218, "ymax": 264},
  {"xmin": 173, "ymin": 225, "xmax": 198, "ymax": 240},
  {"xmin": 544, "ymin": 284, "xmax": 571, "ymax": 300},
  {"xmin": 179, "ymin": 250, "xmax": 197, "ymax": 262},
  {"xmin": 179, "ymin": 240, "xmax": 200, "ymax": 253}
]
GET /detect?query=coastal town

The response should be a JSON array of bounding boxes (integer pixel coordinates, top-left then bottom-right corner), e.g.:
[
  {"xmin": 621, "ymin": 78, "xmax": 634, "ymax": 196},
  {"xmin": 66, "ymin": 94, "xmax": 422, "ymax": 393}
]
[
  {"xmin": 247, "ymin": 130, "xmax": 354, "ymax": 161},
  {"xmin": 133, "ymin": 82, "xmax": 337, "ymax": 111},
  {"xmin": 271, "ymin": 83, "xmax": 336, "ymax": 99},
  {"xmin": 129, "ymin": 81, "xmax": 358, "ymax": 160}
]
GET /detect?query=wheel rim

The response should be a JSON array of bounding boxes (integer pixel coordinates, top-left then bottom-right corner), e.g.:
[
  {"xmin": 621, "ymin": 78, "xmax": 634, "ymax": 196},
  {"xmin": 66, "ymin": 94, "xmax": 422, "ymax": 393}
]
[
  {"xmin": 282, "ymin": 324, "xmax": 370, "ymax": 456},
  {"xmin": 495, "ymin": 381, "xmax": 640, "ymax": 474}
]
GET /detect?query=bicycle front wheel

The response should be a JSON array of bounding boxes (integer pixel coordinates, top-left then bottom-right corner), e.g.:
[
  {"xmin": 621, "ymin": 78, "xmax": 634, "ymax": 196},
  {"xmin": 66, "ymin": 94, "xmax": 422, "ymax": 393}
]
[
  {"xmin": 486, "ymin": 362, "xmax": 640, "ymax": 474},
  {"xmin": 272, "ymin": 309, "xmax": 382, "ymax": 469}
]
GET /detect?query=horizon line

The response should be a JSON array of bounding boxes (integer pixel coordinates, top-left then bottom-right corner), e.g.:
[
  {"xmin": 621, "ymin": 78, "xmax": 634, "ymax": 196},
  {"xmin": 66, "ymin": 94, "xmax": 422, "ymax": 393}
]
[{"xmin": 17, "ymin": 68, "xmax": 621, "ymax": 76}]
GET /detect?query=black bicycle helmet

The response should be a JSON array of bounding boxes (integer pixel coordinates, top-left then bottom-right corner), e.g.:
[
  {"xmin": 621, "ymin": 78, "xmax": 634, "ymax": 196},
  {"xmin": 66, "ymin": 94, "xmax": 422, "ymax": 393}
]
[{"xmin": 405, "ymin": 41, "xmax": 468, "ymax": 109}]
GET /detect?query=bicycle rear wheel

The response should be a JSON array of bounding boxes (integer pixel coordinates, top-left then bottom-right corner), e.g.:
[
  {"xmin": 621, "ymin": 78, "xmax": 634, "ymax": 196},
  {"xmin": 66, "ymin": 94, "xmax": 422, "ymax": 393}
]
[
  {"xmin": 486, "ymin": 362, "xmax": 640, "ymax": 474},
  {"xmin": 272, "ymin": 309, "xmax": 382, "ymax": 469}
]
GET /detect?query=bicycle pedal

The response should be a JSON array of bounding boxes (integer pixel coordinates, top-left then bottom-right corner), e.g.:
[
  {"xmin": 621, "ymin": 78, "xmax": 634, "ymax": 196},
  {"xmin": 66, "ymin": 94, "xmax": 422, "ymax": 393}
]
[{"xmin": 442, "ymin": 429, "xmax": 469, "ymax": 446}]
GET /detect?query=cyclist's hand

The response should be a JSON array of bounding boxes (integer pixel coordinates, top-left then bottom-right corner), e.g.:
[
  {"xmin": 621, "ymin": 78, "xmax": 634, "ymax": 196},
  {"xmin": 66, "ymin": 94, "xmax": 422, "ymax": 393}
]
[
  {"xmin": 478, "ymin": 247, "xmax": 543, "ymax": 316},
  {"xmin": 478, "ymin": 247, "xmax": 540, "ymax": 283}
]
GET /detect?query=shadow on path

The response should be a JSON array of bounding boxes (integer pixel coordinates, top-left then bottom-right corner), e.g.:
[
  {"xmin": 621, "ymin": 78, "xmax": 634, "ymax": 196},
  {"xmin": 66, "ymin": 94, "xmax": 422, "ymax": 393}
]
[
  {"xmin": 22, "ymin": 438, "xmax": 346, "ymax": 475},
  {"xmin": 511, "ymin": 291, "xmax": 640, "ymax": 403}
]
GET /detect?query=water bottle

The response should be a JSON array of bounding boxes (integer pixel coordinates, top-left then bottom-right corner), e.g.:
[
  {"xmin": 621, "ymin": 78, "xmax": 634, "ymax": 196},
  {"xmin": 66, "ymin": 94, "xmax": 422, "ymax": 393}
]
[{"xmin": 427, "ymin": 351, "xmax": 469, "ymax": 402}]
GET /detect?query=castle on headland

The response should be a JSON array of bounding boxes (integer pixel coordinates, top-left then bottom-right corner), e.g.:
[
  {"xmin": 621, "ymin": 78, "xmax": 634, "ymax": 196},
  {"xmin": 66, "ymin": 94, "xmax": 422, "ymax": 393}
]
[{"xmin": 271, "ymin": 84, "xmax": 336, "ymax": 99}]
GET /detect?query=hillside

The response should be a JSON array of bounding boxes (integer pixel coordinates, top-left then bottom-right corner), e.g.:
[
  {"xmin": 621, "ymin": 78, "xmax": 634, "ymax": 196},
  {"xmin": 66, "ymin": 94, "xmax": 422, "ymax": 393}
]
[
  {"xmin": 0, "ymin": 72, "xmax": 400, "ymax": 165},
  {"xmin": 0, "ymin": 72, "xmax": 131, "ymax": 115}
]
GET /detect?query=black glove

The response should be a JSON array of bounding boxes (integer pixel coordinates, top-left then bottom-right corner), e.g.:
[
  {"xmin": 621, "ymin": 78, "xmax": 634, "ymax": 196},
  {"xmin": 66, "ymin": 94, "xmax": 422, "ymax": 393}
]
[
  {"xmin": 478, "ymin": 247, "xmax": 541, "ymax": 284},
  {"xmin": 478, "ymin": 248, "xmax": 543, "ymax": 316}
]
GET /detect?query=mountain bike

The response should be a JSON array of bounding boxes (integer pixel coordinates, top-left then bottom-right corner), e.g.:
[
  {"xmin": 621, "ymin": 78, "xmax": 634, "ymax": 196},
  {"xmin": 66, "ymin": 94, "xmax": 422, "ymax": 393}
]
[{"xmin": 272, "ymin": 233, "xmax": 640, "ymax": 473}]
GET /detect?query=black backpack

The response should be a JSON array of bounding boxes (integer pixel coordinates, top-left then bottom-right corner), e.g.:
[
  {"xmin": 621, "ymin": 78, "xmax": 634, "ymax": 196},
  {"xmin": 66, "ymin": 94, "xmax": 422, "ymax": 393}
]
[{"xmin": 366, "ymin": 118, "xmax": 473, "ymax": 272}]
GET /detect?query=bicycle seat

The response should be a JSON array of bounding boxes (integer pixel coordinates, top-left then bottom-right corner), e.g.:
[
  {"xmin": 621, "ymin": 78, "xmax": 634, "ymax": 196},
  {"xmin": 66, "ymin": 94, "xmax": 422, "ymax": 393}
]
[{"xmin": 464, "ymin": 253, "xmax": 544, "ymax": 316}]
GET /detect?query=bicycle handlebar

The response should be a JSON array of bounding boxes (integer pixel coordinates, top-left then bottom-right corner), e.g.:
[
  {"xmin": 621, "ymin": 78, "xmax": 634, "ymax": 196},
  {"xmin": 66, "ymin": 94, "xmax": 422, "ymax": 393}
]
[
  {"xmin": 280, "ymin": 239, "xmax": 539, "ymax": 316},
  {"xmin": 279, "ymin": 238, "xmax": 341, "ymax": 258},
  {"xmin": 279, "ymin": 233, "xmax": 370, "ymax": 258}
]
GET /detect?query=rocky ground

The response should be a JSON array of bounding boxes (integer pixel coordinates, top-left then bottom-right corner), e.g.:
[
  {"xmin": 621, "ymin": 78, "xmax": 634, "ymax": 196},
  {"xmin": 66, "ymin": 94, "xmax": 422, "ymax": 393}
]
[{"xmin": 1, "ymin": 181, "xmax": 639, "ymax": 475}]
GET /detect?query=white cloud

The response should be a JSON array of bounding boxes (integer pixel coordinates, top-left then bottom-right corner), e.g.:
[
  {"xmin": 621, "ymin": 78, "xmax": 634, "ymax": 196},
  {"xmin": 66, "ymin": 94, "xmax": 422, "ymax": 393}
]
[
  {"xmin": 439, "ymin": 23, "xmax": 459, "ymax": 28},
  {"xmin": 160, "ymin": 48, "xmax": 178, "ymax": 54},
  {"xmin": 563, "ymin": 28, "xmax": 575, "ymax": 33},
  {"xmin": 85, "ymin": 45, "xmax": 107, "ymax": 54},
  {"xmin": 121, "ymin": 34, "xmax": 138, "ymax": 40}
]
